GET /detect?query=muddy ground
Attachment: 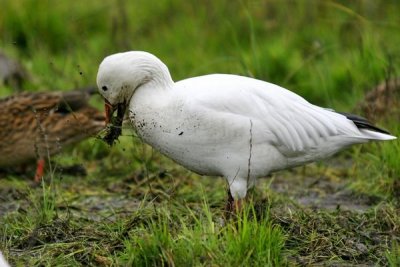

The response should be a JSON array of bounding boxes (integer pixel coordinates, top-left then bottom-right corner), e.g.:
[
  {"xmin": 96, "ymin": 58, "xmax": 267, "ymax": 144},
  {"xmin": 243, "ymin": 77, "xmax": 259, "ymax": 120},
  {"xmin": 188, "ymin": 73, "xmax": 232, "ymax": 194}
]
[{"xmin": 1, "ymin": 155, "xmax": 398, "ymax": 266}]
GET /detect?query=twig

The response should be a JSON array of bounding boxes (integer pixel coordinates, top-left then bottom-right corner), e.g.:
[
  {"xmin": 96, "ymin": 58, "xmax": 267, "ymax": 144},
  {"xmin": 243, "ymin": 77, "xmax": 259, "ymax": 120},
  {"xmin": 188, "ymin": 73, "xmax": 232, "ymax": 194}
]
[{"xmin": 247, "ymin": 119, "xmax": 253, "ymax": 184}]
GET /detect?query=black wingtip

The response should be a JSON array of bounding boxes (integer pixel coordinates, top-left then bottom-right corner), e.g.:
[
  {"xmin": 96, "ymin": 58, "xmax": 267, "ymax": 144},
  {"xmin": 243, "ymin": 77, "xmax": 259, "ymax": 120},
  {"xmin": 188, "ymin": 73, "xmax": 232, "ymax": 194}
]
[{"xmin": 338, "ymin": 112, "xmax": 391, "ymax": 135}]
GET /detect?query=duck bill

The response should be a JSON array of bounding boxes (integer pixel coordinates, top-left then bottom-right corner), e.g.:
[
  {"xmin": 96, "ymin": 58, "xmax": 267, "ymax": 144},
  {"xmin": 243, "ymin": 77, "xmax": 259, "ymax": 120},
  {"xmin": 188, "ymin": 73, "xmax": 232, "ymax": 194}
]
[{"xmin": 104, "ymin": 99, "xmax": 126, "ymax": 126}]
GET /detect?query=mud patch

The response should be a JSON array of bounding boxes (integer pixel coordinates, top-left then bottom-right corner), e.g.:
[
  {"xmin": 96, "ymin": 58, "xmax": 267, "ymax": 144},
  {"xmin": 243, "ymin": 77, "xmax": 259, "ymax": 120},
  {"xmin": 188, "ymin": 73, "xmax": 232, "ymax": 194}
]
[
  {"xmin": 270, "ymin": 161, "xmax": 380, "ymax": 212},
  {"xmin": 270, "ymin": 172, "xmax": 379, "ymax": 212},
  {"xmin": 67, "ymin": 195, "xmax": 141, "ymax": 222},
  {"xmin": 0, "ymin": 185, "xmax": 30, "ymax": 217}
]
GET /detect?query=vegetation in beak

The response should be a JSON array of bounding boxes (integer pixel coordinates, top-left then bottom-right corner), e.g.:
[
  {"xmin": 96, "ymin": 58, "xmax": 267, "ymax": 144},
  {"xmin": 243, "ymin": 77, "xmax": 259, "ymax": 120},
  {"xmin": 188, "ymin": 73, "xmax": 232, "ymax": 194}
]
[{"xmin": 97, "ymin": 100, "xmax": 126, "ymax": 146}]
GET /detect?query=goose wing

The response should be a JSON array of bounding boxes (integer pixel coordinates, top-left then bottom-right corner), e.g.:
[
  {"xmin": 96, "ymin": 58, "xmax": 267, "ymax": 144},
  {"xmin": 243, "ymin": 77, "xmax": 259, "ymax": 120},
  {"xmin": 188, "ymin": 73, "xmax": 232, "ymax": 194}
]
[{"xmin": 180, "ymin": 74, "xmax": 361, "ymax": 154}]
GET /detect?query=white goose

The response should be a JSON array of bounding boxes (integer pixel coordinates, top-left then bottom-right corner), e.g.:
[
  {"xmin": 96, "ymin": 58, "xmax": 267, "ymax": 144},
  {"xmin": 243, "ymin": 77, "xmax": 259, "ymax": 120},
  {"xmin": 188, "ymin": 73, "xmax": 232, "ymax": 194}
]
[{"xmin": 97, "ymin": 51, "xmax": 396, "ymax": 211}]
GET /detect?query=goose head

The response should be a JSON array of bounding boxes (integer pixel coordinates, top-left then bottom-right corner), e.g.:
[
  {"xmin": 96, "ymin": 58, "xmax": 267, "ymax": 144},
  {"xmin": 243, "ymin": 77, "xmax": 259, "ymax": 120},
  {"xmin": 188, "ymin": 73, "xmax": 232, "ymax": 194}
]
[{"xmin": 96, "ymin": 51, "xmax": 173, "ymax": 125}]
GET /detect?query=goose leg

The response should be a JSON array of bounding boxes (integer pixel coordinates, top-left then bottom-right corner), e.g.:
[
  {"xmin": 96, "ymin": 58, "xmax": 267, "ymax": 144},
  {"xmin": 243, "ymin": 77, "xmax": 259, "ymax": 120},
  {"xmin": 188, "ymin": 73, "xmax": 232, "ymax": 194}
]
[
  {"xmin": 34, "ymin": 158, "xmax": 45, "ymax": 182},
  {"xmin": 225, "ymin": 188, "xmax": 235, "ymax": 215},
  {"xmin": 225, "ymin": 189, "xmax": 244, "ymax": 217},
  {"xmin": 225, "ymin": 177, "xmax": 247, "ymax": 217}
]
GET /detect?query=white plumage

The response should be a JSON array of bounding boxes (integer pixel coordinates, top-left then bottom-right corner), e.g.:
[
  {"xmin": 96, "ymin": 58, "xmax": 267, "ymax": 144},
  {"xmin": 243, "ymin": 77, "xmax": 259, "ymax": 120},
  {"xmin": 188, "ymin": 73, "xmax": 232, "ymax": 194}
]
[
  {"xmin": 0, "ymin": 252, "xmax": 10, "ymax": 267},
  {"xmin": 97, "ymin": 51, "xmax": 395, "ymax": 203}
]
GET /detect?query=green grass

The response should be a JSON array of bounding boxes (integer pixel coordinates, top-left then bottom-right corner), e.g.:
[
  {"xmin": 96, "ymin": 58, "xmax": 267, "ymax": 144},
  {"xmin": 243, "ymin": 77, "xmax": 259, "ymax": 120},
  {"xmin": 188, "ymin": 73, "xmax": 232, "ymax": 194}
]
[
  {"xmin": 386, "ymin": 241, "xmax": 400, "ymax": 267},
  {"xmin": 352, "ymin": 132, "xmax": 400, "ymax": 198},
  {"xmin": 1, "ymin": 0, "xmax": 400, "ymax": 266},
  {"xmin": 118, "ymin": 203, "xmax": 284, "ymax": 266},
  {"xmin": 1, "ymin": 167, "xmax": 286, "ymax": 266}
]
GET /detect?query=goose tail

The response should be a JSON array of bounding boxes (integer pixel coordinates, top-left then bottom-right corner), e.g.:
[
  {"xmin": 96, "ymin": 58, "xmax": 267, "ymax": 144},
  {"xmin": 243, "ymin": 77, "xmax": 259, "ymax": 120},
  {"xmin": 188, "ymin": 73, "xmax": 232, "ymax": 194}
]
[
  {"xmin": 359, "ymin": 129, "xmax": 396, "ymax": 141},
  {"xmin": 338, "ymin": 112, "xmax": 396, "ymax": 141}
]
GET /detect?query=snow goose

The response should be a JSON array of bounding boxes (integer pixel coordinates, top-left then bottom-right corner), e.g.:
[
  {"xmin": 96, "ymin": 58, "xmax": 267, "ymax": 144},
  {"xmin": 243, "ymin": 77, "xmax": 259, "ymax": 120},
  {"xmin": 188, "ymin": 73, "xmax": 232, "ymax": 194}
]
[{"xmin": 97, "ymin": 51, "xmax": 396, "ymax": 211}]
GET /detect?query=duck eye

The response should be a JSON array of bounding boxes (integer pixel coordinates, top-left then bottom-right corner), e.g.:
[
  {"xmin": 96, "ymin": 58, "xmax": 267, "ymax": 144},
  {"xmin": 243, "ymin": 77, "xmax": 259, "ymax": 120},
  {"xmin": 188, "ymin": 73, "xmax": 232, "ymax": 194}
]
[{"xmin": 102, "ymin": 86, "xmax": 108, "ymax": 91}]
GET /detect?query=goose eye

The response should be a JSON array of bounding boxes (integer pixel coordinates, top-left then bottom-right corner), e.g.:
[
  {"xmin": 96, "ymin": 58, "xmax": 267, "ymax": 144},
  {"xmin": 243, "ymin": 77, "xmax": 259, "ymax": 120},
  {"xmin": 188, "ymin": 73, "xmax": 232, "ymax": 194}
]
[{"xmin": 102, "ymin": 86, "xmax": 108, "ymax": 91}]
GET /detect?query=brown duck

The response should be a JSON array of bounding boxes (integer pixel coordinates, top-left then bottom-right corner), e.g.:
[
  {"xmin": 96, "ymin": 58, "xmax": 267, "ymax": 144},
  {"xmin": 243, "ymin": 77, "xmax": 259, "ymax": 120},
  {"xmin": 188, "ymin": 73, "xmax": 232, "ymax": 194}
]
[{"xmin": 0, "ymin": 87, "xmax": 104, "ymax": 182}]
